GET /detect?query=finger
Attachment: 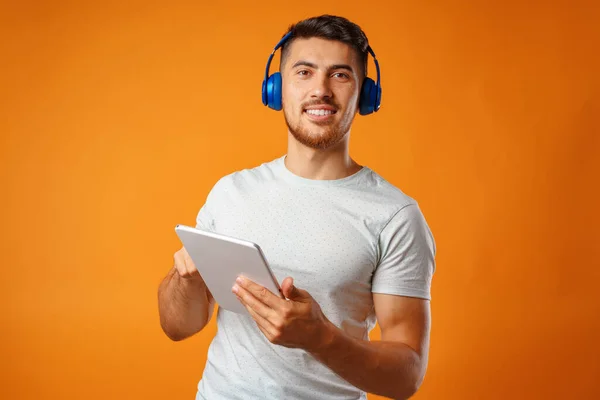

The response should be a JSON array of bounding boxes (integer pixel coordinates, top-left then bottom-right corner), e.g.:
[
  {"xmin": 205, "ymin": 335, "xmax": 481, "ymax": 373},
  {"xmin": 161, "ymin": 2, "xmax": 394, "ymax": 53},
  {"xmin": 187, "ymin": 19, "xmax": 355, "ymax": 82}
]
[
  {"xmin": 237, "ymin": 294, "xmax": 278, "ymax": 338},
  {"xmin": 233, "ymin": 283, "xmax": 274, "ymax": 320},
  {"xmin": 174, "ymin": 248, "xmax": 200, "ymax": 279},
  {"xmin": 281, "ymin": 277, "xmax": 294, "ymax": 298},
  {"xmin": 281, "ymin": 277, "xmax": 307, "ymax": 301},
  {"xmin": 173, "ymin": 250, "xmax": 186, "ymax": 275},
  {"xmin": 182, "ymin": 249, "xmax": 199, "ymax": 276},
  {"xmin": 236, "ymin": 276, "xmax": 285, "ymax": 310},
  {"xmin": 281, "ymin": 276, "xmax": 312, "ymax": 301}
]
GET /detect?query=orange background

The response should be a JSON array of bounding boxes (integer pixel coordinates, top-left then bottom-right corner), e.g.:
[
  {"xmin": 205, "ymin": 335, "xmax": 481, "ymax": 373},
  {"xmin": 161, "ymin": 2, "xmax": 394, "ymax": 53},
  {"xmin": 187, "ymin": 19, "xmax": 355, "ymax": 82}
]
[{"xmin": 1, "ymin": 1, "xmax": 599, "ymax": 399}]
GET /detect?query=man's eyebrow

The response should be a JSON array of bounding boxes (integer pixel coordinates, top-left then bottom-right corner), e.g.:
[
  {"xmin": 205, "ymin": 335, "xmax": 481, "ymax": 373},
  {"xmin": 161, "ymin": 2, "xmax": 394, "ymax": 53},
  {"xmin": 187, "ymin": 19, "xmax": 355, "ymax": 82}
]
[
  {"xmin": 290, "ymin": 61, "xmax": 354, "ymax": 73},
  {"xmin": 291, "ymin": 60, "xmax": 318, "ymax": 69},
  {"xmin": 329, "ymin": 64, "xmax": 354, "ymax": 73}
]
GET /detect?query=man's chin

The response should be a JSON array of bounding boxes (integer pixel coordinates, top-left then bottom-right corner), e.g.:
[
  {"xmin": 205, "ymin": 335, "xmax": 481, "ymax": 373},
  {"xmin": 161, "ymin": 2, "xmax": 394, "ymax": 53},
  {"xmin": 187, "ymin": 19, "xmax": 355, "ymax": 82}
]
[
  {"xmin": 289, "ymin": 128, "xmax": 343, "ymax": 150},
  {"xmin": 285, "ymin": 113, "xmax": 346, "ymax": 149}
]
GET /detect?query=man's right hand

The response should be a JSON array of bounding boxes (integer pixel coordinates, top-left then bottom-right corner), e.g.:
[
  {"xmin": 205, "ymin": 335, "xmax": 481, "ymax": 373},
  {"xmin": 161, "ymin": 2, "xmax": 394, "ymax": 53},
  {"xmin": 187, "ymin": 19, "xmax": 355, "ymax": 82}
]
[
  {"xmin": 159, "ymin": 246, "xmax": 214, "ymax": 341},
  {"xmin": 174, "ymin": 246, "xmax": 203, "ymax": 280},
  {"xmin": 172, "ymin": 246, "xmax": 214, "ymax": 303}
]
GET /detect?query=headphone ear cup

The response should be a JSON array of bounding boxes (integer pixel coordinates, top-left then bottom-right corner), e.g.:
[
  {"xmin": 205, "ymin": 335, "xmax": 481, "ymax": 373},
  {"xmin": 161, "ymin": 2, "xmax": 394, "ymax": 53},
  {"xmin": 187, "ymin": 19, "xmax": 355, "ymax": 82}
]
[
  {"xmin": 262, "ymin": 78, "xmax": 268, "ymax": 106},
  {"xmin": 359, "ymin": 77, "xmax": 376, "ymax": 115},
  {"xmin": 266, "ymin": 72, "xmax": 283, "ymax": 111}
]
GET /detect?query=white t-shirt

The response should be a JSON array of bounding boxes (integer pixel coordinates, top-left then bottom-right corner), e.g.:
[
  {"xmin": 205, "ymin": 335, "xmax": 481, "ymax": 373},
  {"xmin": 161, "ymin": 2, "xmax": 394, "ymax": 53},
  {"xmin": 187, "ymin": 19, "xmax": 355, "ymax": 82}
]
[{"xmin": 194, "ymin": 155, "xmax": 436, "ymax": 400}]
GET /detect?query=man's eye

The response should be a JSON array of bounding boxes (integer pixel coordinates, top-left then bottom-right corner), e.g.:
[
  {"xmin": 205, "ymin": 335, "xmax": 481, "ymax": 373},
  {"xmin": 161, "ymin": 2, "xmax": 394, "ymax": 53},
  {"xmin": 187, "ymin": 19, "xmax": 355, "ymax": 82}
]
[
  {"xmin": 297, "ymin": 70, "xmax": 310, "ymax": 76},
  {"xmin": 333, "ymin": 72, "xmax": 349, "ymax": 79}
]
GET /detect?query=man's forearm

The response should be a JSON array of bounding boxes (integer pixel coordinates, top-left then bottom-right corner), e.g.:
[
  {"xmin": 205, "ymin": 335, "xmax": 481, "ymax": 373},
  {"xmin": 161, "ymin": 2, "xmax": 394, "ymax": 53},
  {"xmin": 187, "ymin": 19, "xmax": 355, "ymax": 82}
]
[
  {"xmin": 158, "ymin": 267, "xmax": 213, "ymax": 341},
  {"xmin": 310, "ymin": 321, "xmax": 425, "ymax": 399}
]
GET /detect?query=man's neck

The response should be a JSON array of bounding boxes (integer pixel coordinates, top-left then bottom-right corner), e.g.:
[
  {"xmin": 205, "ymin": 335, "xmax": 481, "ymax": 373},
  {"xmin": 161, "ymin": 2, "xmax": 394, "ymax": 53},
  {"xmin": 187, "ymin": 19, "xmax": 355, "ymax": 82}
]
[{"xmin": 284, "ymin": 134, "xmax": 362, "ymax": 180}]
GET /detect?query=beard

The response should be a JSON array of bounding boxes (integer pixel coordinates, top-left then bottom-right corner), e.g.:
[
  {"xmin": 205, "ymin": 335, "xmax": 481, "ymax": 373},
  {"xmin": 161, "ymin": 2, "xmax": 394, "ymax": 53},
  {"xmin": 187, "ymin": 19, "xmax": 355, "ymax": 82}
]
[{"xmin": 283, "ymin": 102, "xmax": 353, "ymax": 150}]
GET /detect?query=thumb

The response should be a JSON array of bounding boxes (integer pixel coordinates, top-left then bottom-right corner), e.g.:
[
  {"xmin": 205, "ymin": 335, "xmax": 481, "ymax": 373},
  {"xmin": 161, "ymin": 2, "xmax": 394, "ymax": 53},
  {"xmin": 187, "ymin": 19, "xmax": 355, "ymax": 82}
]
[{"xmin": 281, "ymin": 277, "xmax": 306, "ymax": 300}]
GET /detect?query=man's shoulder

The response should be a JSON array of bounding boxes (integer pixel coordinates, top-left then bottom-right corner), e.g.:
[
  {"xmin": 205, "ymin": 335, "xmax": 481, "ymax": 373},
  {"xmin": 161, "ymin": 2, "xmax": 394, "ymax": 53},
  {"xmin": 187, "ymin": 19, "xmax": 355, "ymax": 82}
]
[
  {"xmin": 362, "ymin": 167, "xmax": 418, "ymax": 210},
  {"xmin": 210, "ymin": 156, "xmax": 283, "ymax": 191}
]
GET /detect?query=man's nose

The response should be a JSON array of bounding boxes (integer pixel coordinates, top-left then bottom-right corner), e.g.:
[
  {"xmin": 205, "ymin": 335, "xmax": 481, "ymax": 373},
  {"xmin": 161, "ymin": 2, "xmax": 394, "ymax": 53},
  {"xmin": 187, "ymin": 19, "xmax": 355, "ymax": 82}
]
[{"xmin": 310, "ymin": 73, "xmax": 333, "ymax": 99}]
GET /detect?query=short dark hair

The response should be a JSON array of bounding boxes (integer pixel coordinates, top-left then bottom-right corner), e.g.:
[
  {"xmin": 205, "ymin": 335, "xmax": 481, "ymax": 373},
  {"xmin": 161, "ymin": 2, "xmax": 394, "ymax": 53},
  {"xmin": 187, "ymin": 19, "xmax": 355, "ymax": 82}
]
[{"xmin": 279, "ymin": 15, "xmax": 370, "ymax": 77}]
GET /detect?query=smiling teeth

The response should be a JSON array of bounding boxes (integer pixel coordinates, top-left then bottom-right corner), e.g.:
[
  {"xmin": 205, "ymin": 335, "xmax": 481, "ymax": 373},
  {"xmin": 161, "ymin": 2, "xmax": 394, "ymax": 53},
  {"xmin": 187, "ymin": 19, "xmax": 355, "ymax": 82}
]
[{"xmin": 306, "ymin": 109, "xmax": 334, "ymax": 116}]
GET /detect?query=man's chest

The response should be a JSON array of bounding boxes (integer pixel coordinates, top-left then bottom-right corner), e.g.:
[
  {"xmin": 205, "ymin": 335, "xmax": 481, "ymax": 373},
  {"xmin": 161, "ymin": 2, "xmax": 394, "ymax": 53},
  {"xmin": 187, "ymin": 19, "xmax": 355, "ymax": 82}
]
[{"xmin": 212, "ymin": 189, "xmax": 379, "ymax": 305}]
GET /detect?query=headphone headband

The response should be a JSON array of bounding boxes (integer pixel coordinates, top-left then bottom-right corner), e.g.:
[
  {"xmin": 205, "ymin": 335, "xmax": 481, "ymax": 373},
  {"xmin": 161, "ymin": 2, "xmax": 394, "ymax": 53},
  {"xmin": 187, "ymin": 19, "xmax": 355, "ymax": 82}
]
[
  {"xmin": 264, "ymin": 32, "xmax": 293, "ymax": 88},
  {"xmin": 367, "ymin": 46, "xmax": 381, "ymax": 102}
]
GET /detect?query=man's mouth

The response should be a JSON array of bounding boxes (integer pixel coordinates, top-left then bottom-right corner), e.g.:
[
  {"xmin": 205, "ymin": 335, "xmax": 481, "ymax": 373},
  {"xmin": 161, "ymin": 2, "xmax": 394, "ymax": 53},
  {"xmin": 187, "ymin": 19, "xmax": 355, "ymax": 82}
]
[
  {"xmin": 303, "ymin": 105, "xmax": 338, "ymax": 122},
  {"xmin": 304, "ymin": 109, "xmax": 337, "ymax": 116}
]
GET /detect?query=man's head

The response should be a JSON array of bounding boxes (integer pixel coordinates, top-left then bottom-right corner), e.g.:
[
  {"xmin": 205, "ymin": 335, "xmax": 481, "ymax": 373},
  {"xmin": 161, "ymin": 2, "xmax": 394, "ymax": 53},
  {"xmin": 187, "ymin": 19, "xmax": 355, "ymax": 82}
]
[{"xmin": 278, "ymin": 15, "xmax": 370, "ymax": 150}]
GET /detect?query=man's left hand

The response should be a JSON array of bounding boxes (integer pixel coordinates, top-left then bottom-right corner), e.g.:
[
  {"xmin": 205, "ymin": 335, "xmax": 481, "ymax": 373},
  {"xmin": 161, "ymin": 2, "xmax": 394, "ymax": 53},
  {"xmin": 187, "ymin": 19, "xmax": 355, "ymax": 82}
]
[{"xmin": 232, "ymin": 275, "xmax": 332, "ymax": 352}]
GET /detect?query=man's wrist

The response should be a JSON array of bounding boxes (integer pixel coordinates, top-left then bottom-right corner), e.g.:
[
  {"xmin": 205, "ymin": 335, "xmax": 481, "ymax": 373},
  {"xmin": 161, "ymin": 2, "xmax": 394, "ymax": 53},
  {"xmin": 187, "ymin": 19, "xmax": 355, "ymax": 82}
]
[{"xmin": 309, "ymin": 318, "xmax": 339, "ymax": 356}]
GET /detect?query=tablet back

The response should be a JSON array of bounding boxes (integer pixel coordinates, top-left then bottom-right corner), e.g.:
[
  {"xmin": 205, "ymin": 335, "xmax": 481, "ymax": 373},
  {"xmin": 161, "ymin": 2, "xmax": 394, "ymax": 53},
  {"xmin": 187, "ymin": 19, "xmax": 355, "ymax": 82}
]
[{"xmin": 174, "ymin": 224, "xmax": 282, "ymax": 315}]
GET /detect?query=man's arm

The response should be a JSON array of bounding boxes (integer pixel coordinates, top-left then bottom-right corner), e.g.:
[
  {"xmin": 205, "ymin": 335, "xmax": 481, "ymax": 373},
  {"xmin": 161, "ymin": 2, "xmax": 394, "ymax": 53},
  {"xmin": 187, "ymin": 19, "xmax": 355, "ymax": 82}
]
[
  {"xmin": 158, "ymin": 247, "xmax": 216, "ymax": 341},
  {"xmin": 310, "ymin": 294, "xmax": 430, "ymax": 399}
]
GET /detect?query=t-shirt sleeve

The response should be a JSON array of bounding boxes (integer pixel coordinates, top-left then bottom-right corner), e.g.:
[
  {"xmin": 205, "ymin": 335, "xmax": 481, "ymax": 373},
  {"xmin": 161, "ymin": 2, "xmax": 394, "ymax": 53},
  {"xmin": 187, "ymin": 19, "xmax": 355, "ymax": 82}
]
[
  {"xmin": 371, "ymin": 203, "xmax": 436, "ymax": 300},
  {"xmin": 195, "ymin": 178, "xmax": 224, "ymax": 232}
]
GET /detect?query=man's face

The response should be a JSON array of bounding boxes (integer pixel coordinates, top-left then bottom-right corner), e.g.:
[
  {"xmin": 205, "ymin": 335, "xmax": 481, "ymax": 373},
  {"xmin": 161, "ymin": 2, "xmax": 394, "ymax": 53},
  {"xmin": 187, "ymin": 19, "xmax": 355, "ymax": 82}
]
[{"xmin": 281, "ymin": 37, "xmax": 362, "ymax": 150}]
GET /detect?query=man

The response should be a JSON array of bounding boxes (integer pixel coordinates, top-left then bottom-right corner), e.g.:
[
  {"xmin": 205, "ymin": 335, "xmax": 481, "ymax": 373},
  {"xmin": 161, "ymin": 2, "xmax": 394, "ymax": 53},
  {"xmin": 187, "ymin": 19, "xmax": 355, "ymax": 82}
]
[{"xmin": 158, "ymin": 14, "xmax": 436, "ymax": 400}]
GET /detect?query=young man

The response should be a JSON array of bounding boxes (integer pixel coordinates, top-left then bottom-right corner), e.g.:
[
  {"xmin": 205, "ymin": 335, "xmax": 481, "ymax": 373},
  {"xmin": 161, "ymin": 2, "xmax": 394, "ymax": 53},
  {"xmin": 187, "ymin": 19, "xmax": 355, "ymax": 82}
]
[{"xmin": 158, "ymin": 15, "xmax": 436, "ymax": 400}]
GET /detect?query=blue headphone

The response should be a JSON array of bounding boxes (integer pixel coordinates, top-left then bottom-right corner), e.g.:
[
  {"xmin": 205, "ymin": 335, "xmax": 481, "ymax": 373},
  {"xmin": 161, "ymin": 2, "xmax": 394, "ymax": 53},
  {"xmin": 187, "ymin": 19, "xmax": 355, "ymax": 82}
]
[{"xmin": 261, "ymin": 32, "xmax": 382, "ymax": 115}]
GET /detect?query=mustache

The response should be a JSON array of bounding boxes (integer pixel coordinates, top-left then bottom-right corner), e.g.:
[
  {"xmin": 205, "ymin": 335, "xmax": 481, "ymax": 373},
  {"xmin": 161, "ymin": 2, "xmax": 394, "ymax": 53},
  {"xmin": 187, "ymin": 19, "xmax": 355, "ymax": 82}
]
[{"xmin": 301, "ymin": 99, "xmax": 339, "ymax": 110}]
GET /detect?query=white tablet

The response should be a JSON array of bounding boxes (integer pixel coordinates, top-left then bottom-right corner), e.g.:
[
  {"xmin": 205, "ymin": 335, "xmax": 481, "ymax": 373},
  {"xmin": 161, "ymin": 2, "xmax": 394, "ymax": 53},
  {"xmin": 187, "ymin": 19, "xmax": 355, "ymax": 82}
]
[{"xmin": 174, "ymin": 224, "xmax": 283, "ymax": 315}]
